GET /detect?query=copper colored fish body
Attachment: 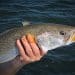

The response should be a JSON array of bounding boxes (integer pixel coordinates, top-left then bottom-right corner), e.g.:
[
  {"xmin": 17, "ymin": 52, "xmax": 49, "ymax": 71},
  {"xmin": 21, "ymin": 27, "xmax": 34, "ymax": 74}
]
[{"xmin": 0, "ymin": 23, "xmax": 75, "ymax": 64}]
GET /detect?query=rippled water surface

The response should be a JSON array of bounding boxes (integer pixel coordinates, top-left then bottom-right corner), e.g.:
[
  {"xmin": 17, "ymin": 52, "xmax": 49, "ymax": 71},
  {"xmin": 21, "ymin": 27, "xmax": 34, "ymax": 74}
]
[
  {"xmin": 0, "ymin": 0, "xmax": 75, "ymax": 75},
  {"xmin": 16, "ymin": 43, "xmax": 75, "ymax": 75},
  {"xmin": 0, "ymin": 0, "xmax": 75, "ymax": 33}
]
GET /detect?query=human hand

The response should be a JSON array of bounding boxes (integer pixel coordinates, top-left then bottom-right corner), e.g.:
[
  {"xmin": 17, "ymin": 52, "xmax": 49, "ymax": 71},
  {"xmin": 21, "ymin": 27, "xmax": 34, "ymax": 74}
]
[{"xmin": 16, "ymin": 34, "xmax": 46, "ymax": 65}]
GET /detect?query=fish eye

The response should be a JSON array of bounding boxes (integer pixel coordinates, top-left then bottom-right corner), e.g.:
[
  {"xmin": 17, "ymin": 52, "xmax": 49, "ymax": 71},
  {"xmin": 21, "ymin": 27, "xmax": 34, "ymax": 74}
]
[{"xmin": 59, "ymin": 31, "xmax": 66, "ymax": 35}]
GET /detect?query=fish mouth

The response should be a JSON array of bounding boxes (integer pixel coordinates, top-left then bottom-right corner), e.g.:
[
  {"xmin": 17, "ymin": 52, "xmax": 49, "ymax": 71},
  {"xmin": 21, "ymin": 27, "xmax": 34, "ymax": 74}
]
[{"xmin": 66, "ymin": 30, "xmax": 75, "ymax": 45}]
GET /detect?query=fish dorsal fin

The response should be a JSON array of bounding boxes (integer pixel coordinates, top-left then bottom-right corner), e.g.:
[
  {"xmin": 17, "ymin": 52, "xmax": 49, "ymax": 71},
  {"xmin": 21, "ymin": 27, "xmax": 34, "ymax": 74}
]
[{"xmin": 22, "ymin": 21, "xmax": 31, "ymax": 26}]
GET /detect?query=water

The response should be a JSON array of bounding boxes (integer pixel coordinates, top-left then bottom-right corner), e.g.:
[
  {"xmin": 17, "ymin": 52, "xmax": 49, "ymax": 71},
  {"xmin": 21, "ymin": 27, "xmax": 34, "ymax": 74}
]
[
  {"xmin": 0, "ymin": 0, "xmax": 75, "ymax": 33},
  {"xmin": 17, "ymin": 43, "xmax": 75, "ymax": 75},
  {"xmin": 0, "ymin": 0, "xmax": 75, "ymax": 75}
]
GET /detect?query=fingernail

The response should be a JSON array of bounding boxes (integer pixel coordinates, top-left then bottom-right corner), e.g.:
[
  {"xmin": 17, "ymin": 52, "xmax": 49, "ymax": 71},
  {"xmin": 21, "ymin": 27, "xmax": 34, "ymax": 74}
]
[
  {"xmin": 22, "ymin": 35, "xmax": 25, "ymax": 39},
  {"xmin": 26, "ymin": 33, "xmax": 35, "ymax": 43},
  {"xmin": 21, "ymin": 35, "xmax": 26, "ymax": 41}
]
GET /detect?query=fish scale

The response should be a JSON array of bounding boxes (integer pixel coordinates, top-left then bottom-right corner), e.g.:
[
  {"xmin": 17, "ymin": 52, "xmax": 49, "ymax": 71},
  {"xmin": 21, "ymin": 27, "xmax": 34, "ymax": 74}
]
[{"xmin": 0, "ymin": 23, "xmax": 75, "ymax": 64}]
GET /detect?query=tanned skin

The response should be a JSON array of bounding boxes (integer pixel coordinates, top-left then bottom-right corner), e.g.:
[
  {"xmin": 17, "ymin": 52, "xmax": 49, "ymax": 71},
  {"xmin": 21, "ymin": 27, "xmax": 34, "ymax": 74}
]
[{"xmin": 0, "ymin": 34, "xmax": 46, "ymax": 75}]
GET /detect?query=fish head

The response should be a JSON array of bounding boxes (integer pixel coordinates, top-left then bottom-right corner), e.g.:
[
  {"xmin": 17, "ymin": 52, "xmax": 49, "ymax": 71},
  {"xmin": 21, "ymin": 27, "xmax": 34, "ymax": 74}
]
[{"xmin": 36, "ymin": 30, "xmax": 75, "ymax": 52}]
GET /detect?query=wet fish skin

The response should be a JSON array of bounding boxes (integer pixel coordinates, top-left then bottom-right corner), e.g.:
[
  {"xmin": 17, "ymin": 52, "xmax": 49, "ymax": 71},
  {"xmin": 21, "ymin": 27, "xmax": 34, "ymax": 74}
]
[
  {"xmin": 0, "ymin": 23, "xmax": 75, "ymax": 64},
  {"xmin": 0, "ymin": 23, "xmax": 75, "ymax": 75}
]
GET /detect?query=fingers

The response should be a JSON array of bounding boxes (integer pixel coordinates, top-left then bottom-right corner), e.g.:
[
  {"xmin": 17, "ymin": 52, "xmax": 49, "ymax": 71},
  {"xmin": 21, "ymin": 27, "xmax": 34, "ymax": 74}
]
[
  {"xmin": 16, "ymin": 39, "xmax": 36, "ymax": 64},
  {"xmin": 16, "ymin": 33, "xmax": 47, "ymax": 65},
  {"xmin": 26, "ymin": 34, "xmax": 40, "ymax": 57},
  {"xmin": 16, "ymin": 40, "xmax": 30, "ymax": 62},
  {"xmin": 21, "ymin": 36, "xmax": 35, "ymax": 58}
]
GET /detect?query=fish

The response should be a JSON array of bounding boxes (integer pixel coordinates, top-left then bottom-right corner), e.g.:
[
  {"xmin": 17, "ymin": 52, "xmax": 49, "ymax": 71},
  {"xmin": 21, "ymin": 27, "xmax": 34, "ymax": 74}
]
[{"xmin": 0, "ymin": 23, "xmax": 75, "ymax": 64}]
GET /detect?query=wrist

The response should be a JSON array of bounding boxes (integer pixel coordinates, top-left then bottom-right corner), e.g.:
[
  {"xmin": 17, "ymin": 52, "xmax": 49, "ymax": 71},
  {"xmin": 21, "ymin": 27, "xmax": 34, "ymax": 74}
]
[{"xmin": 0, "ymin": 56, "xmax": 24, "ymax": 75}]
